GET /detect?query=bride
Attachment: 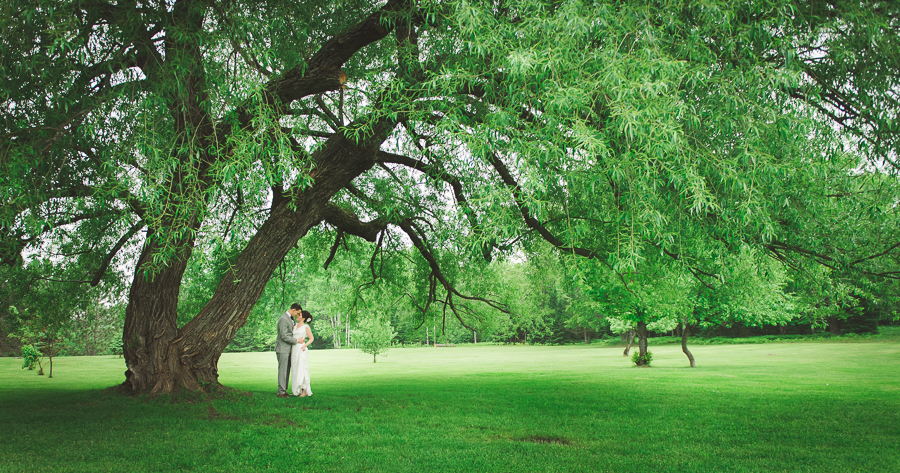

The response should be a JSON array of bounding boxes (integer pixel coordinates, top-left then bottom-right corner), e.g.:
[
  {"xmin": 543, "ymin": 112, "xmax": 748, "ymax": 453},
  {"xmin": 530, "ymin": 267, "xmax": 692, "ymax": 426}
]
[{"xmin": 291, "ymin": 310, "xmax": 315, "ymax": 397}]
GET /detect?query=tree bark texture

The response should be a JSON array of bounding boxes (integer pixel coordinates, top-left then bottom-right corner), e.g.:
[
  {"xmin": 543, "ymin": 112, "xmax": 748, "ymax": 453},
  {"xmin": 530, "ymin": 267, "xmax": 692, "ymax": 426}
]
[
  {"xmin": 681, "ymin": 322, "xmax": 695, "ymax": 368},
  {"xmin": 122, "ymin": 230, "xmax": 197, "ymax": 394}
]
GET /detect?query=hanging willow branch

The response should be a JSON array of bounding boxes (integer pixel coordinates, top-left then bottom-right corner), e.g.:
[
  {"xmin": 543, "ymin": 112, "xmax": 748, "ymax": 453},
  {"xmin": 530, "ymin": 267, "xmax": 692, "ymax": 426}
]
[
  {"xmin": 323, "ymin": 228, "xmax": 344, "ymax": 270},
  {"xmin": 340, "ymin": 182, "xmax": 509, "ymax": 328}
]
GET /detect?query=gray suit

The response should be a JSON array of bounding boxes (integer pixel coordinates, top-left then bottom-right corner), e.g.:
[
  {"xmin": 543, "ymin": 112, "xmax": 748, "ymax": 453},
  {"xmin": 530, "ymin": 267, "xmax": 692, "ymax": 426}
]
[{"xmin": 276, "ymin": 311, "xmax": 298, "ymax": 395}]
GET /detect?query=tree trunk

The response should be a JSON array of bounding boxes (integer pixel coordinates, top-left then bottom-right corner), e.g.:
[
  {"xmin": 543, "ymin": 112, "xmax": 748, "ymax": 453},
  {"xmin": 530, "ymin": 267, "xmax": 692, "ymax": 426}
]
[
  {"xmin": 112, "ymin": 0, "xmax": 406, "ymax": 395},
  {"xmin": 122, "ymin": 232, "xmax": 198, "ymax": 394},
  {"xmin": 622, "ymin": 329, "xmax": 635, "ymax": 356},
  {"xmin": 121, "ymin": 117, "xmax": 395, "ymax": 395},
  {"xmin": 91, "ymin": 314, "xmax": 99, "ymax": 356},
  {"xmin": 32, "ymin": 343, "xmax": 45, "ymax": 375},
  {"xmin": 84, "ymin": 323, "xmax": 92, "ymax": 357},
  {"xmin": 827, "ymin": 316, "xmax": 842, "ymax": 335},
  {"xmin": 681, "ymin": 322, "xmax": 695, "ymax": 368},
  {"xmin": 332, "ymin": 313, "xmax": 341, "ymax": 349},
  {"xmin": 635, "ymin": 321, "xmax": 649, "ymax": 366}
]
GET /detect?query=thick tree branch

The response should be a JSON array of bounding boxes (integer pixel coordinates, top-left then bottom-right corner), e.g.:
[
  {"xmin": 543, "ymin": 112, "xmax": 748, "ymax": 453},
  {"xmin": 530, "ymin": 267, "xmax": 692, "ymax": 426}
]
[
  {"xmin": 265, "ymin": 0, "xmax": 409, "ymax": 106},
  {"xmin": 321, "ymin": 203, "xmax": 387, "ymax": 242}
]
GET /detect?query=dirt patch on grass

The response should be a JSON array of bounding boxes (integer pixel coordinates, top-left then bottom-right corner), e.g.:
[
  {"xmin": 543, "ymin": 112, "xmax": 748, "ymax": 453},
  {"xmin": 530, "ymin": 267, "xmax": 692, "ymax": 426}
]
[{"xmin": 520, "ymin": 435, "xmax": 571, "ymax": 445}]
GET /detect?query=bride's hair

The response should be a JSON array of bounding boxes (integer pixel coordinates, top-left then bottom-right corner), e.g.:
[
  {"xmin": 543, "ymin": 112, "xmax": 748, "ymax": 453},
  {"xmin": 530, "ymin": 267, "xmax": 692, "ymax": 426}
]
[{"xmin": 301, "ymin": 310, "xmax": 313, "ymax": 323}]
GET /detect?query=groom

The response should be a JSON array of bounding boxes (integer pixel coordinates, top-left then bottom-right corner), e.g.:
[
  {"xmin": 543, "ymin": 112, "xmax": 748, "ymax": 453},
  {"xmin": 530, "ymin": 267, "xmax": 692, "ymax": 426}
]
[{"xmin": 276, "ymin": 303, "xmax": 303, "ymax": 398}]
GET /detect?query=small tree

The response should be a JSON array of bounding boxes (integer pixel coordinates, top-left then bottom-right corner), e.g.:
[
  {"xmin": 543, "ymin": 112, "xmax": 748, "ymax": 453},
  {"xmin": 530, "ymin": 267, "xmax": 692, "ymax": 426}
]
[
  {"xmin": 8, "ymin": 305, "xmax": 68, "ymax": 378},
  {"xmin": 351, "ymin": 318, "xmax": 397, "ymax": 363},
  {"xmin": 581, "ymin": 255, "xmax": 693, "ymax": 366}
]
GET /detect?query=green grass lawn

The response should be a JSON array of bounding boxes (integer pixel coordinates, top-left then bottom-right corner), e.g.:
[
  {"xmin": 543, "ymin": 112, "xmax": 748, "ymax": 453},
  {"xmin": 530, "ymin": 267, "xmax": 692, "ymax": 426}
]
[{"xmin": 1, "ymin": 341, "xmax": 898, "ymax": 472}]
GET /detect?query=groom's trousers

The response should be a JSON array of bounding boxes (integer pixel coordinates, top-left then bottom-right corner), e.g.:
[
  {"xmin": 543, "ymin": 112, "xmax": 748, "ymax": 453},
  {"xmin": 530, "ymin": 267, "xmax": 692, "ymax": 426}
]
[{"xmin": 276, "ymin": 351, "xmax": 292, "ymax": 395}]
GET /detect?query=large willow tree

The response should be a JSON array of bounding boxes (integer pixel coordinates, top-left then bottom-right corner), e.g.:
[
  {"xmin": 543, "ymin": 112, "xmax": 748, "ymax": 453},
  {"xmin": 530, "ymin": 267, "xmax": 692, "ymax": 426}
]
[{"xmin": 3, "ymin": 0, "xmax": 898, "ymax": 393}]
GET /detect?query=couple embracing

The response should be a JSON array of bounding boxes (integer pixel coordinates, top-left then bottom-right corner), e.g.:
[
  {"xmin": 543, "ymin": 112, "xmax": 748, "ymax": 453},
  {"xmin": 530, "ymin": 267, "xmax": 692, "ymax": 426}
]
[{"xmin": 276, "ymin": 303, "xmax": 315, "ymax": 398}]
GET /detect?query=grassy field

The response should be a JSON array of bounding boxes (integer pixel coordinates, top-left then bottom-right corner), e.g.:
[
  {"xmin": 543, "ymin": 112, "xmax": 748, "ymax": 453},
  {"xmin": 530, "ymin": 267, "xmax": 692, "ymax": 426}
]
[{"xmin": 1, "ymin": 341, "xmax": 898, "ymax": 472}]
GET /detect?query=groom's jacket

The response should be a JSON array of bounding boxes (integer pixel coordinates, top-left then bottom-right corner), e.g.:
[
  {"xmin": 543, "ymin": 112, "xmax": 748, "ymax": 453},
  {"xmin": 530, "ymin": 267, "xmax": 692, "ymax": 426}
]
[{"xmin": 275, "ymin": 312, "xmax": 298, "ymax": 354}]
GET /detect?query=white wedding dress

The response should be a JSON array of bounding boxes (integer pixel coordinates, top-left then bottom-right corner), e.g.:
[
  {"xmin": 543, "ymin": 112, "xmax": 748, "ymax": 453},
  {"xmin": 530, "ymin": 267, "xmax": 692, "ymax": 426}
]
[{"xmin": 290, "ymin": 323, "xmax": 312, "ymax": 397}]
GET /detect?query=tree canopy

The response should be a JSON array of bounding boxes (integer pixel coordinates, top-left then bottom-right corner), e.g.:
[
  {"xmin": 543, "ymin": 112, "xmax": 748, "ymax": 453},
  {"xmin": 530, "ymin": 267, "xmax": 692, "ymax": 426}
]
[{"xmin": 2, "ymin": 0, "xmax": 899, "ymax": 393}]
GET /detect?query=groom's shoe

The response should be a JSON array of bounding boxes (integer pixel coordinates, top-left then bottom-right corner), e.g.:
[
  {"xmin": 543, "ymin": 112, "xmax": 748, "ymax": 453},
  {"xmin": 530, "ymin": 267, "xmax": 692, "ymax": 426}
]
[{"xmin": 277, "ymin": 393, "xmax": 289, "ymax": 398}]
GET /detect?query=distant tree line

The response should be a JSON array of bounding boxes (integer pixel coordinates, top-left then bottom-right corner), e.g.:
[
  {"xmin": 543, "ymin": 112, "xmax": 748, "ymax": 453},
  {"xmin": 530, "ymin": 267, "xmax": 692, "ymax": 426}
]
[{"xmin": 3, "ymin": 236, "xmax": 896, "ymax": 360}]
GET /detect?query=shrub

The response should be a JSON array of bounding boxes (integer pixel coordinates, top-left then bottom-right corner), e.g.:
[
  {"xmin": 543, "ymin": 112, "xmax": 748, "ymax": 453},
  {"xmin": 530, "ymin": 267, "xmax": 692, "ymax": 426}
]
[
  {"xmin": 631, "ymin": 350, "xmax": 653, "ymax": 366},
  {"xmin": 21, "ymin": 344, "xmax": 40, "ymax": 370}
]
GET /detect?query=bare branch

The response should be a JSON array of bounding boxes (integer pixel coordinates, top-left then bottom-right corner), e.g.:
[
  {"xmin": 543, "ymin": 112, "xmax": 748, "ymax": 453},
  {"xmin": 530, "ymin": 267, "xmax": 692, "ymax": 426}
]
[
  {"xmin": 315, "ymin": 95, "xmax": 342, "ymax": 131},
  {"xmin": 486, "ymin": 152, "xmax": 610, "ymax": 261},
  {"xmin": 378, "ymin": 150, "xmax": 496, "ymax": 260},
  {"xmin": 211, "ymin": 5, "xmax": 272, "ymax": 77},
  {"xmin": 90, "ymin": 221, "xmax": 144, "ymax": 286},
  {"xmin": 850, "ymin": 241, "xmax": 900, "ymax": 268},
  {"xmin": 397, "ymin": 219, "xmax": 508, "ymax": 314}
]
